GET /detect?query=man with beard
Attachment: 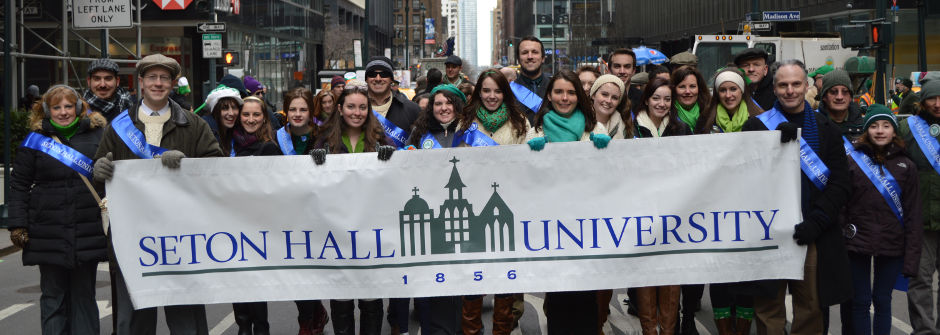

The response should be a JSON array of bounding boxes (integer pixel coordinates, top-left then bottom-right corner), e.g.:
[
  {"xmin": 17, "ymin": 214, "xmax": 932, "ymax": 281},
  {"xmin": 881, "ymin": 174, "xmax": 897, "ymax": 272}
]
[
  {"xmin": 83, "ymin": 58, "xmax": 134, "ymax": 122},
  {"xmin": 512, "ymin": 36, "xmax": 549, "ymax": 123}
]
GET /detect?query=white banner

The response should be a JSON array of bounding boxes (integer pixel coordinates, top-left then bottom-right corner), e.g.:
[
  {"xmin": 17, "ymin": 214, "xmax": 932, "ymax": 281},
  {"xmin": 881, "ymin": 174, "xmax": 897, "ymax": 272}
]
[{"xmin": 107, "ymin": 131, "xmax": 804, "ymax": 309}]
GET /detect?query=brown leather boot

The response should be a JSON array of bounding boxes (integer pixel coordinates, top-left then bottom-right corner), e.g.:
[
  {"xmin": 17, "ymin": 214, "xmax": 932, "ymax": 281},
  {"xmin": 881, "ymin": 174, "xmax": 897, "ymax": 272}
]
[
  {"xmin": 658, "ymin": 286, "xmax": 681, "ymax": 335},
  {"xmin": 493, "ymin": 295, "xmax": 515, "ymax": 335},
  {"xmin": 635, "ymin": 287, "xmax": 659, "ymax": 335},
  {"xmin": 597, "ymin": 289, "xmax": 613, "ymax": 335},
  {"xmin": 715, "ymin": 318, "xmax": 734, "ymax": 335},
  {"xmin": 461, "ymin": 296, "xmax": 483, "ymax": 335},
  {"xmin": 734, "ymin": 318, "xmax": 752, "ymax": 335}
]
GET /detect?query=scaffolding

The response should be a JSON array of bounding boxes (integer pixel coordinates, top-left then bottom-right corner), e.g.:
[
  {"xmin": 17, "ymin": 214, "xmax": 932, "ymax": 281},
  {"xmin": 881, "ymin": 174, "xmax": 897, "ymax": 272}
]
[{"xmin": 1, "ymin": 0, "xmax": 144, "ymax": 224}]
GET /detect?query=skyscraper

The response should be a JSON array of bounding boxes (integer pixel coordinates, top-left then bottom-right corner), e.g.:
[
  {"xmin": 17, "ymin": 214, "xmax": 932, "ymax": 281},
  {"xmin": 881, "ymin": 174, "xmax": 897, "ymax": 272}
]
[{"xmin": 458, "ymin": 0, "xmax": 478, "ymax": 67}]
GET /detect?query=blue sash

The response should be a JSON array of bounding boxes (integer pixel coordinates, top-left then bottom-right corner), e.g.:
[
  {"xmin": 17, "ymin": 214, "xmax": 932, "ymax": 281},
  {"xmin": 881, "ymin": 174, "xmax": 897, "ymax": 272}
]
[
  {"xmin": 452, "ymin": 123, "xmax": 499, "ymax": 147},
  {"xmin": 21, "ymin": 132, "xmax": 94, "ymax": 179},
  {"xmin": 756, "ymin": 109, "xmax": 830, "ymax": 189},
  {"xmin": 372, "ymin": 110, "xmax": 409, "ymax": 148},
  {"xmin": 229, "ymin": 139, "xmax": 236, "ymax": 157},
  {"xmin": 510, "ymin": 81, "xmax": 543, "ymax": 114},
  {"xmin": 843, "ymin": 137, "xmax": 904, "ymax": 223},
  {"xmin": 419, "ymin": 133, "xmax": 443, "ymax": 149},
  {"xmin": 112, "ymin": 111, "xmax": 168, "ymax": 159},
  {"xmin": 907, "ymin": 116, "xmax": 940, "ymax": 176},
  {"xmin": 276, "ymin": 126, "xmax": 295, "ymax": 155}
]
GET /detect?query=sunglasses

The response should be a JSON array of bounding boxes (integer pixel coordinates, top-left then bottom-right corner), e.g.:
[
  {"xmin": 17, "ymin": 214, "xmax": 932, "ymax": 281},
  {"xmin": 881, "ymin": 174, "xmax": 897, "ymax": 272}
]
[{"xmin": 366, "ymin": 71, "xmax": 393, "ymax": 79}]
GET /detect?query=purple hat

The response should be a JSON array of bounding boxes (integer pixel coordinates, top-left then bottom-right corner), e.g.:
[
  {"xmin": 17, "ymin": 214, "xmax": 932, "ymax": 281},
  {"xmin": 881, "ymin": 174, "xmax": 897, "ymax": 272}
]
[
  {"xmin": 243, "ymin": 75, "xmax": 264, "ymax": 94},
  {"xmin": 331, "ymin": 75, "xmax": 345, "ymax": 87}
]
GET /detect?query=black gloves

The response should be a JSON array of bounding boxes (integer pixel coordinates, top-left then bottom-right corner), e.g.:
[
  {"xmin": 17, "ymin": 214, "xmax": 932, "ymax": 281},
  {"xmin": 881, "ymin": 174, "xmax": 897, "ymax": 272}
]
[
  {"xmin": 377, "ymin": 144, "xmax": 395, "ymax": 161},
  {"xmin": 793, "ymin": 211, "xmax": 828, "ymax": 245},
  {"xmin": 310, "ymin": 145, "xmax": 329, "ymax": 165},
  {"xmin": 776, "ymin": 122, "xmax": 799, "ymax": 143}
]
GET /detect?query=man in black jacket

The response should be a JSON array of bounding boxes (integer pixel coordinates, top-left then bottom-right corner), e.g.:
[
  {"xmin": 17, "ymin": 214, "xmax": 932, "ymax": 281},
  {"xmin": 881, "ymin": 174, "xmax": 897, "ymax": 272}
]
[
  {"xmin": 514, "ymin": 36, "xmax": 550, "ymax": 123},
  {"xmin": 742, "ymin": 60, "xmax": 852, "ymax": 335},
  {"xmin": 364, "ymin": 56, "xmax": 419, "ymax": 146},
  {"xmin": 735, "ymin": 48, "xmax": 776, "ymax": 111}
]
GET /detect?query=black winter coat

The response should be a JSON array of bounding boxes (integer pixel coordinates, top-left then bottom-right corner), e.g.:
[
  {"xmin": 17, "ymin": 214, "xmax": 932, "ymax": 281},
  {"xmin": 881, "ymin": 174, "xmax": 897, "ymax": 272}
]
[
  {"xmin": 9, "ymin": 113, "xmax": 108, "ymax": 268},
  {"xmin": 819, "ymin": 102, "xmax": 865, "ymax": 140},
  {"xmin": 233, "ymin": 130, "xmax": 281, "ymax": 157},
  {"xmin": 382, "ymin": 92, "xmax": 420, "ymax": 135},
  {"xmin": 751, "ymin": 73, "xmax": 777, "ymax": 112},
  {"xmin": 741, "ymin": 105, "xmax": 853, "ymax": 308},
  {"xmin": 842, "ymin": 142, "xmax": 923, "ymax": 277}
]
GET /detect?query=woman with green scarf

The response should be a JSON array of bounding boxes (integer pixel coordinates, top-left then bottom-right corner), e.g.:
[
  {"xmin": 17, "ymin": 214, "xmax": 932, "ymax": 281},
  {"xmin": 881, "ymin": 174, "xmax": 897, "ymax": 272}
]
[
  {"xmin": 698, "ymin": 68, "xmax": 764, "ymax": 135},
  {"xmin": 458, "ymin": 70, "xmax": 532, "ymax": 146},
  {"xmin": 526, "ymin": 70, "xmax": 610, "ymax": 334},
  {"xmin": 697, "ymin": 68, "xmax": 763, "ymax": 335},
  {"xmin": 671, "ymin": 65, "xmax": 711, "ymax": 134}
]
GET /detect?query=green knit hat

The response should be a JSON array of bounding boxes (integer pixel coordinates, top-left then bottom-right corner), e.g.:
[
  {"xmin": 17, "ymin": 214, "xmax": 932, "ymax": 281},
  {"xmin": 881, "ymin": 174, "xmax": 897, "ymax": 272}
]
[
  {"xmin": 429, "ymin": 84, "xmax": 467, "ymax": 103},
  {"xmin": 821, "ymin": 69, "xmax": 853, "ymax": 96},
  {"xmin": 863, "ymin": 104, "xmax": 898, "ymax": 130},
  {"xmin": 809, "ymin": 64, "xmax": 834, "ymax": 78}
]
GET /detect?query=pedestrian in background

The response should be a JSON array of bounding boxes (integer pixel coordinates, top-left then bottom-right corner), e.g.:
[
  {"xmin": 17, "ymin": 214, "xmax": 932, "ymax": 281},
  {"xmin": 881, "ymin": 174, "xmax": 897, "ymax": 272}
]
[
  {"xmin": 818, "ymin": 69, "xmax": 864, "ymax": 140},
  {"xmin": 842, "ymin": 105, "xmax": 922, "ymax": 335},
  {"xmin": 310, "ymin": 85, "xmax": 396, "ymax": 335},
  {"xmin": 93, "ymin": 53, "xmax": 220, "ymax": 335},
  {"xmin": 83, "ymin": 58, "xmax": 134, "ymax": 122},
  {"xmin": 899, "ymin": 76, "xmax": 940, "ymax": 335},
  {"xmin": 578, "ymin": 65, "xmax": 600, "ymax": 95},
  {"xmin": 331, "ymin": 75, "xmax": 346, "ymax": 97},
  {"xmin": 734, "ymin": 48, "xmax": 776, "ymax": 111},
  {"xmin": 9, "ymin": 85, "xmax": 107, "ymax": 335},
  {"xmin": 312, "ymin": 89, "xmax": 335, "ymax": 125},
  {"xmin": 527, "ymin": 70, "xmax": 610, "ymax": 335}
]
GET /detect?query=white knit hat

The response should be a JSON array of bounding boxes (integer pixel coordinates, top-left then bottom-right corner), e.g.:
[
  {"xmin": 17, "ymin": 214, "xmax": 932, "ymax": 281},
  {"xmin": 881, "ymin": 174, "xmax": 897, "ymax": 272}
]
[{"xmin": 206, "ymin": 86, "xmax": 243, "ymax": 113}]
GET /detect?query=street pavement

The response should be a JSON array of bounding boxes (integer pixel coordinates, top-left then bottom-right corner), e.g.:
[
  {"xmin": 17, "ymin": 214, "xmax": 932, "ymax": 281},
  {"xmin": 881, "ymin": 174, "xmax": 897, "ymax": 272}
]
[{"xmin": 0, "ymin": 247, "xmax": 924, "ymax": 334}]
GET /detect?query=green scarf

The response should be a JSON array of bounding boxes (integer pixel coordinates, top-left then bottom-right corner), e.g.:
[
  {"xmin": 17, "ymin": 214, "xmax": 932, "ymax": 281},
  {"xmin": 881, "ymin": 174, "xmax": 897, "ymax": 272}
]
[
  {"xmin": 675, "ymin": 102, "xmax": 699, "ymax": 131},
  {"xmin": 542, "ymin": 109, "xmax": 585, "ymax": 143},
  {"xmin": 716, "ymin": 103, "xmax": 750, "ymax": 133},
  {"xmin": 291, "ymin": 134, "xmax": 309, "ymax": 155},
  {"xmin": 51, "ymin": 117, "xmax": 81, "ymax": 140},
  {"xmin": 477, "ymin": 104, "xmax": 509, "ymax": 133},
  {"xmin": 342, "ymin": 133, "xmax": 365, "ymax": 153}
]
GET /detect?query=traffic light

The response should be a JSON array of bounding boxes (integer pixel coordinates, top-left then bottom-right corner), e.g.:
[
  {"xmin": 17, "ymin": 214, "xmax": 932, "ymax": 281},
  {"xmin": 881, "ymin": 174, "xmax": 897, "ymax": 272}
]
[
  {"xmin": 870, "ymin": 22, "xmax": 892, "ymax": 46},
  {"xmin": 222, "ymin": 50, "xmax": 239, "ymax": 67}
]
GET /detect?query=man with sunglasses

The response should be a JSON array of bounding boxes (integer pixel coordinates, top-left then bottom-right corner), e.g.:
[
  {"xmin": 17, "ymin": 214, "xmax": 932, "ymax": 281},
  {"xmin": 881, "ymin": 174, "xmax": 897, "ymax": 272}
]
[{"xmin": 365, "ymin": 56, "xmax": 419, "ymax": 147}]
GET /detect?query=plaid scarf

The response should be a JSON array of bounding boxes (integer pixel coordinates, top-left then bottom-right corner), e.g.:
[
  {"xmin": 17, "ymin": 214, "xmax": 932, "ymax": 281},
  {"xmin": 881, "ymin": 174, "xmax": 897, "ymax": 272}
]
[{"xmin": 83, "ymin": 87, "xmax": 133, "ymax": 119}]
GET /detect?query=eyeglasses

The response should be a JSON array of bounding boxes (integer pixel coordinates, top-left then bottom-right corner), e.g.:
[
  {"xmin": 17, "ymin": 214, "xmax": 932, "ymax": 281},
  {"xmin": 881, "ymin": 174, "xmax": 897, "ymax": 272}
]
[
  {"xmin": 143, "ymin": 74, "xmax": 172, "ymax": 83},
  {"xmin": 366, "ymin": 71, "xmax": 393, "ymax": 79}
]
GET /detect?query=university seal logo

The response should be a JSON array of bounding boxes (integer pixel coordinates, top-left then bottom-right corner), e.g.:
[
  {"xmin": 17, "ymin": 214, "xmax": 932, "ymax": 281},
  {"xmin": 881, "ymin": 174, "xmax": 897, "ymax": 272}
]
[{"xmin": 399, "ymin": 157, "xmax": 515, "ymax": 256}]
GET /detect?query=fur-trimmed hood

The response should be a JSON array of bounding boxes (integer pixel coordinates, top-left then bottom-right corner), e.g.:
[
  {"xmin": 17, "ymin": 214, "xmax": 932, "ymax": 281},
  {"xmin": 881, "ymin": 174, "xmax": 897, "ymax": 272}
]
[{"xmin": 30, "ymin": 111, "xmax": 107, "ymax": 132}]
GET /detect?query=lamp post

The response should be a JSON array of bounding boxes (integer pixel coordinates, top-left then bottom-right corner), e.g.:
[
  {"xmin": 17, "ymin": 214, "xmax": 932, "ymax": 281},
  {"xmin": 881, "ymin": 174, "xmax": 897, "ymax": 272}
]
[
  {"xmin": 419, "ymin": 3, "xmax": 426, "ymax": 60},
  {"xmin": 405, "ymin": 0, "xmax": 410, "ymax": 70}
]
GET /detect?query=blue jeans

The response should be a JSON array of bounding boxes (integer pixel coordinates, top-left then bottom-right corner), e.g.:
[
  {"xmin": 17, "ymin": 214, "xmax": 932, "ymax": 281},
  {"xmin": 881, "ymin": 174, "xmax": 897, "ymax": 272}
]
[{"xmin": 848, "ymin": 251, "xmax": 903, "ymax": 335}]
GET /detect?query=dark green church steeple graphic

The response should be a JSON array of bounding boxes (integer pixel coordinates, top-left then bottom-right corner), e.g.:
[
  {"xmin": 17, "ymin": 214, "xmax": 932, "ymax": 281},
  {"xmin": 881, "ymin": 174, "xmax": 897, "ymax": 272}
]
[{"xmin": 399, "ymin": 157, "xmax": 515, "ymax": 256}]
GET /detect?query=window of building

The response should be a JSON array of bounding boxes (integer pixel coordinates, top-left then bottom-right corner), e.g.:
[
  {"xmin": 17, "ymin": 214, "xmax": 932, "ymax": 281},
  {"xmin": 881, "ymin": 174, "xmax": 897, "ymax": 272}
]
[{"xmin": 397, "ymin": 15, "xmax": 403, "ymax": 25}]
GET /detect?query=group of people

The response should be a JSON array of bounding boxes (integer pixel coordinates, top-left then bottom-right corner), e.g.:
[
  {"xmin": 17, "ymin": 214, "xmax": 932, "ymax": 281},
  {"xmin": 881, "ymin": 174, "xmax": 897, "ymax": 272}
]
[{"xmin": 7, "ymin": 34, "xmax": 940, "ymax": 335}]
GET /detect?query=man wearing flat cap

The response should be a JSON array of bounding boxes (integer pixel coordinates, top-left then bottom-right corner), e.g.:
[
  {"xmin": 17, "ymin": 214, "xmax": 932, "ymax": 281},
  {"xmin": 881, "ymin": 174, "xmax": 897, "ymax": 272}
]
[
  {"xmin": 365, "ymin": 56, "xmax": 419, "ymax": 147},
  {"xmin": 84, "ymin": 58, "xmax": 135, "ymax": 122},
  {"xmin": 734, "ymin": 48, "xmax": 776, "ymax": 111},
  {"xmin": 92, "ymin": 53, "xmax": 222, "ymax": 334},
  {"xmin": 442, "ymin": 55, "xmax": 471, "ymax": 86}
]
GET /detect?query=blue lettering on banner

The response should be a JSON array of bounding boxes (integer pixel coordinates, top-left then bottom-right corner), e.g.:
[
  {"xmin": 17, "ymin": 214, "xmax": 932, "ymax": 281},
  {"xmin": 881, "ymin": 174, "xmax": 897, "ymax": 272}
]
[{"xmin": 137, "ymin": 210, "xmax": 778, "ymax": 268}]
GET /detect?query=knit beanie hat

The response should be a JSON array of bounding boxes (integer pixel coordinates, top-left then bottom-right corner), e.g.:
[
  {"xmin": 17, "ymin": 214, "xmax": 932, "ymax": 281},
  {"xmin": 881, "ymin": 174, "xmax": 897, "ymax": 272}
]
[
  {"xmin": 243, "ymin": 75, "xmax": 264, "ymax": 94},
  {"xmin": 430, "ymin": 84, "xmax": 466, "ymax": 103},
  {"xmin": 809, "ymin": 64, "xmax": 834, "ymax": 78},
  {"xmin": 365, "ymin": 56, "xmax": 394, "ymax": 74},
  {"xmin": 206, "ymin": 85, "xmax": 243, "ymax": 113},
  {"xmin": 331, "ymin": 75, "xmax": 345, "ymax": 87},
  {"xmin": 921, "ymin": 78, "xmax": 940, "ymax": 102},
  {"xmin": 863, "ymin": 104, "xmax": 898, "ymax": 130},
  {"xmin": 821, "ymin": 69, "xmax": 853, "ymax": 96},
  {"xmin": 590, "ymin": 74, "xmax": 625, "ymax": 97},
  {"xmin": 88, "ymin": 58, "xmax": 120, "ymax": 76}
]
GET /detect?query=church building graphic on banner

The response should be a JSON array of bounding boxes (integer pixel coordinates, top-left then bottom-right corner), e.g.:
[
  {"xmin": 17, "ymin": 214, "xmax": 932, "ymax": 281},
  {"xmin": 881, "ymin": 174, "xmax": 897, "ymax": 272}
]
[{"xmin": 399, "ymin": 157, "xmax": 515, "ymax": 256}]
